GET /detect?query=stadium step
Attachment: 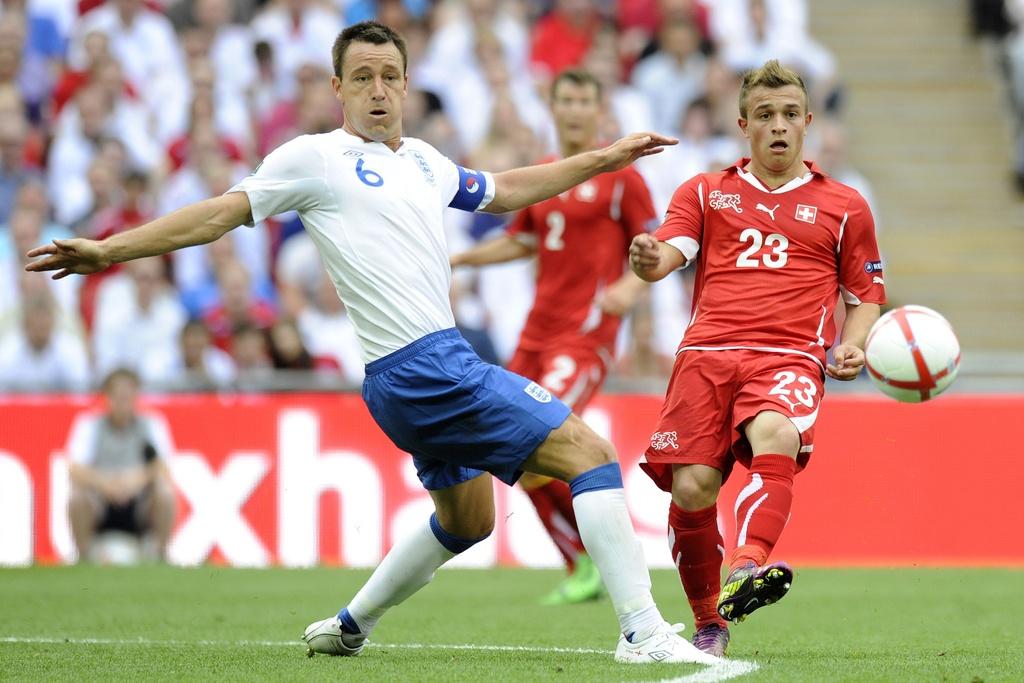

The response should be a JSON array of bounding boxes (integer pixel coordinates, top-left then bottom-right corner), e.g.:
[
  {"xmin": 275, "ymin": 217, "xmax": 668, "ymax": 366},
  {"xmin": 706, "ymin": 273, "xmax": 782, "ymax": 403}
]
[{"xmin": 811, "ymin": 0, "xmax": 1024, "ymax": 353}]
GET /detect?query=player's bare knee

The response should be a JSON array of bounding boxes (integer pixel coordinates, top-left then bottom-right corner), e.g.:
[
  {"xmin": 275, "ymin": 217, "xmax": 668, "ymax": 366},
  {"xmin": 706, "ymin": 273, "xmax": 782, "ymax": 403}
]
[
  {"xmin": 436, "ymin": 508, "xmax": 494, "ymax": 541},
  {"xmin": 580, "ymin": 429, "xmax": 617, "ymax": 469},
  {"xmin": 747, "ymin": 412, "xmax": 801, "ymax": 457},
  {"xmin": 453, "ymin": 517, "xmax": 495, "ymax": 540},
  {"xmin": 524, "ymin": 416, "xmax": 618, "ymax": 481},
  {"xmin": 672, "ymin": 476, "xmax": 718, "ymax": 510},
  {"xmin": 759, "ymin": 423, "xmax": 801, "ymax": 456}
]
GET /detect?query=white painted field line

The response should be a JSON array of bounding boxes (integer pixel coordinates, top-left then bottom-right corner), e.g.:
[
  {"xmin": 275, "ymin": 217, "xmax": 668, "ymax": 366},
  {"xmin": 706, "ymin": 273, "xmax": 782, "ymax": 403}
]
[
  {"xmin": 643, "ymin": 658, "xmax": 759, "ymax": 683},
  {"xmin": 0, "ymin": 635, "xmax": 607, "ymax": 654},
  {"xmin": 0, "ymin": 636, "xmax": 759, "ymax": 681}
]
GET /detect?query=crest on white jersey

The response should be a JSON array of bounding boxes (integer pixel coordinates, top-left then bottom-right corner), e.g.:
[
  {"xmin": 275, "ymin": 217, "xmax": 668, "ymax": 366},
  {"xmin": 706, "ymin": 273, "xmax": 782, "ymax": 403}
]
[
  {"xmin": 524, "ymin": 381, "xmax": 552, "ymax": 404},
  {"xmin": 409, "ymin": 150, "xmax": 435, "ymax": 185},
  {"xmin": 795, "ymin": 204, "xmax": 818, "ymax": 224},
  {"xmin": 343, "ymin": 150, "xmax": 363, "ymax": 157},
  {"xmin": 709, "ymin": 190, "xmax": 743, "ymax": 213}
]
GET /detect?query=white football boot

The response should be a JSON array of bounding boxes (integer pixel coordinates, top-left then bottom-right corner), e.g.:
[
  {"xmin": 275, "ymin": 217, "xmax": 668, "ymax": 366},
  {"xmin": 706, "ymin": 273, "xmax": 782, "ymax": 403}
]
[
  {"xmin": 302, "ymin": 616, "xmax": 367, "ymax": 657},
  {"xmin": 614, "ymin": 622, "xmax": 721, "ymax": 665}
]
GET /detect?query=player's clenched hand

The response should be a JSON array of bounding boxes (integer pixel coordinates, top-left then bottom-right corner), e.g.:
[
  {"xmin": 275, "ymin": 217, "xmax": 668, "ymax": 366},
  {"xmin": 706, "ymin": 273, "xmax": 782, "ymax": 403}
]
[
  {"xmin": 826, "ymin": 343, "xmax": 865, "ymax": 381},
  {"xmin": 630, "ymin": 233, "xmax": 662, "ymax": 272},
  {"xmin": 24, "ymin": 238, "xmax": 111, "ymax": 280},
  {"xmin": 598, "ymin": 132, "xmax": 678, "ymax": 172}
]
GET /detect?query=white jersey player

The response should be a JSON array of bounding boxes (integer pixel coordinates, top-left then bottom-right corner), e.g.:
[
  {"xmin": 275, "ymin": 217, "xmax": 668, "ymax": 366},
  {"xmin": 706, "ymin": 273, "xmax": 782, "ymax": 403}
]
[{"xmin": 26, "ymin": 21, "xmax": 716, "ymax": 666}]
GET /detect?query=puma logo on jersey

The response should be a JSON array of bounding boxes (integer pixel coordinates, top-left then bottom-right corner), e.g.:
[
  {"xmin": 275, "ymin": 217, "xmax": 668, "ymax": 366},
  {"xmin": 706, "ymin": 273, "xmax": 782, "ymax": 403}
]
[
  {"xmin": 709, "ymin": 190, "xmax": 743, "ymax": 213},
  {"xmin": 756, "ymin": 203, "xmax": 779, "ymax": 220}
]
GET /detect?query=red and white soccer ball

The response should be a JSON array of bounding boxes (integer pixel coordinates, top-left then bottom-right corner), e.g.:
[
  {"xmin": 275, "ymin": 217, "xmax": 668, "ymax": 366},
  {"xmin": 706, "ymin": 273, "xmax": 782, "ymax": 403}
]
[{"xmin": 864, "ymin": 305, "xmax": 961, "ymax": 403}]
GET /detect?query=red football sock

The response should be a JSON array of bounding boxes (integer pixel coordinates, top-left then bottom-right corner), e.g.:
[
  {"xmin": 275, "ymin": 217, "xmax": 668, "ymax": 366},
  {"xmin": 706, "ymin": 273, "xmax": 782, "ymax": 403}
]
[
  {"xmin": 730, "ymin": 454, "xmax": 796, "ymax": 571},
  {"xmin": 668, "ymin": 502, "xmax": 727, "ymax": 629},
  {"xmin": 524, "ymin": 480, "xmax": 585, "ymax": 572}
]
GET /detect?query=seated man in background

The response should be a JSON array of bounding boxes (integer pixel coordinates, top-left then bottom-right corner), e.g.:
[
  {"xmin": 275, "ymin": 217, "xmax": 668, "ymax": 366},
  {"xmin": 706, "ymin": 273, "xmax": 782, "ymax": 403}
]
[{"xmin": 67, "ymin": 368, "xmax": 177, "ymax": 563}]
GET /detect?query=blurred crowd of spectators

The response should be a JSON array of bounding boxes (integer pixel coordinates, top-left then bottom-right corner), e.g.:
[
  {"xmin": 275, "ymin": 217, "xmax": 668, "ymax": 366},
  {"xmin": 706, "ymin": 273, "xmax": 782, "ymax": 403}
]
[
  {"xmin": 0, "ymin": 0, "xmax": 868, "ymax": 392},
  {"xmin": 972, "ymin": 0, "xmax": 1024, "ymax": 191}
]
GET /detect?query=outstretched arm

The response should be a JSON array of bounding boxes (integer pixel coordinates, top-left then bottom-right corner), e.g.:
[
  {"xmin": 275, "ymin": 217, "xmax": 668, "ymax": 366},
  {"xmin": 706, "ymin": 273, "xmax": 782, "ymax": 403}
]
[
  {"xmin": 25, "ymin": 192, "xmax": 253, "ymax": 279},
  {"xmin": 484, "ymin": 132, "xmax": 676, "ymax": 214},
  {"xmin": 450, "ymin": 235, "xmax": 535, "ymax": 268}
]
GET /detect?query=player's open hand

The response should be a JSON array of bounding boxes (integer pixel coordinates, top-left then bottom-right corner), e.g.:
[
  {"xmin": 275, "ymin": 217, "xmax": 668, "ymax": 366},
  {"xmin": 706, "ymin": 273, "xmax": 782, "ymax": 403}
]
[
  {"xmin": 599, "ymin": 132, "xmax": 678, "ymax": 172},
  {"xmin": 24, "ymin": 238, "xmax": 111, "ymax": 279},
  {"xmin": 629, "ymin": 233, "xmax": 662, "ymax": 272},
  {"xmin": 827, "ymin": 343, "xmax": 865, "ymax": 381}
]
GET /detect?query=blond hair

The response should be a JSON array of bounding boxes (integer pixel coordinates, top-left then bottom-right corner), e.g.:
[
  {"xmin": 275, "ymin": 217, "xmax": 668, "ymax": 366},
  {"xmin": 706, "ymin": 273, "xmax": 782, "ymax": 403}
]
[{"xmin": 738, "ymin": 60, "xmax": 808, "ymax": 118}]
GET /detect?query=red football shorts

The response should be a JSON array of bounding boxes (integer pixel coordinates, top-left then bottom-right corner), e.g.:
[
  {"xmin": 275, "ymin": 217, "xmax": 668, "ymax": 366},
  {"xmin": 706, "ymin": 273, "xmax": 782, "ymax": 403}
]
[
  {"xmin": 641, "ymin": 349, "xmax": 824, "ymax": 491},
  {"xmin": 507, "ymin": 344, "xmax": 612, "ymax": 413}
]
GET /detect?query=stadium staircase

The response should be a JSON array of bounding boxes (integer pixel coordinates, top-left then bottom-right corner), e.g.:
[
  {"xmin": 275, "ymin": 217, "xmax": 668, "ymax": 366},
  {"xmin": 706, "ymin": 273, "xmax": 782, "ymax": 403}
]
[{"xmin": 811, "ymin": 0, "xmax": 1024, "ymax": 371}]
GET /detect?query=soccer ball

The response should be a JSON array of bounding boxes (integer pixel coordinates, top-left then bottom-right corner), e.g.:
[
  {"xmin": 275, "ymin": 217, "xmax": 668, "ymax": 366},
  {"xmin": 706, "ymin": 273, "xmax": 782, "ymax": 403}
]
[{"xmin": 864, "ymin": 305, "xmax": 961, "ymax": 403}]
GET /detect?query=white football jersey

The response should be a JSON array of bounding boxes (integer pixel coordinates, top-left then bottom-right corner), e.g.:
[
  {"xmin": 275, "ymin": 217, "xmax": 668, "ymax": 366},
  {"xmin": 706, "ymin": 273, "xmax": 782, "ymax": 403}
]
[{"xmin": 230, "ymin": 129, "xmax": 495, "ymax": 362}]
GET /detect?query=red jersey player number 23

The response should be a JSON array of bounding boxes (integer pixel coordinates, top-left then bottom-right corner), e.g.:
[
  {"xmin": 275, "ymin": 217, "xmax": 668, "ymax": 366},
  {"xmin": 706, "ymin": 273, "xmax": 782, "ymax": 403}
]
[{"xmin": 644, "ymin": 159, "xmax": 885, "ymax": 482}]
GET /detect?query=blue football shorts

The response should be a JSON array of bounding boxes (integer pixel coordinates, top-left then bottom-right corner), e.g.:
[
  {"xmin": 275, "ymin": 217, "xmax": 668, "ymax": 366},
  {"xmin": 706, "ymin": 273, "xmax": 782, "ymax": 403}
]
[{"xmin": 362, "ymin": 328, "xmax": 572, "ymax": 490}]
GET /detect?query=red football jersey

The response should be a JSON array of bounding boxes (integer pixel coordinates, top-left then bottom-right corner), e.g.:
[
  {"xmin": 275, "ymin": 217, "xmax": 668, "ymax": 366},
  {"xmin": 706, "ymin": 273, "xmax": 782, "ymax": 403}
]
[
  {"xmin": 508, "ymin": 161, "xmax": 656, "ymax": 351},
  {"xmin": 655, "ymin": 159, "xmax": 886, "ymax": 366}
]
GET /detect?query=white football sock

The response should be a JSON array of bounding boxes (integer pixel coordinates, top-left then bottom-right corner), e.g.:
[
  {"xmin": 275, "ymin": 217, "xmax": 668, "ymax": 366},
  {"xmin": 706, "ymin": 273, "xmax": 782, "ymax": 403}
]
[
  {"xmin": 572, "ymin": 487, "xmax": 665, "ymax": 639},
  {"xmin": 345, "ymin": 519, "xmax": 456, "ymax": 634}
]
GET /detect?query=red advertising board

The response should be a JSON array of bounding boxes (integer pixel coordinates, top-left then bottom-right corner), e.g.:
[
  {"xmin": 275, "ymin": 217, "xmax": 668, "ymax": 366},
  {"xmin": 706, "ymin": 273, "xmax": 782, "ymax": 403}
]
[{"xmin": 1, "ymin": 393, "xmax": 1021, "ymax": 567}]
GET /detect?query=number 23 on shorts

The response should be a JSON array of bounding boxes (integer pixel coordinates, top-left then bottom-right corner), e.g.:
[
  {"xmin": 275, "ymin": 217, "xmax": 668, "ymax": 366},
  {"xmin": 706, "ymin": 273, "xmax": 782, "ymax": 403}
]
[{"xmin": 767, "ymin": 370, "xmax": 820, "ymax": 414}]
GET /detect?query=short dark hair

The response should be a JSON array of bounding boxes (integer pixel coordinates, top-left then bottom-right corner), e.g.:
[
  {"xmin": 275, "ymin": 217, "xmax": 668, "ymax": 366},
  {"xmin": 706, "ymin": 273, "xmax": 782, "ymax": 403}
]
[
  {"xmin": 550, "ymin": 68, "xmax": 602, "ymax": 100},
  {"xmin": 332, "ymin": 21, "xmax": 408, "ymax": 79}
]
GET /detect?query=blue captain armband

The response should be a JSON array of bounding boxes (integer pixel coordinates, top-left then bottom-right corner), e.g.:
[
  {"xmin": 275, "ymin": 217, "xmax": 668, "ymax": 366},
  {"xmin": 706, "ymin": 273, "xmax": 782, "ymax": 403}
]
[{"xmin": 449, "ymin": 166, "xmax": 492, "ymax": 211}]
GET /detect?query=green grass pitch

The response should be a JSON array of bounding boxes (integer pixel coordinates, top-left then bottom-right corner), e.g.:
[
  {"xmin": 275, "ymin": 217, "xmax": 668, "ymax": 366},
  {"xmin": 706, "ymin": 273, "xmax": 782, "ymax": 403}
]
[{"xmin": 1, "ymin": 565, "xmax": 1021, "ymax": 682}]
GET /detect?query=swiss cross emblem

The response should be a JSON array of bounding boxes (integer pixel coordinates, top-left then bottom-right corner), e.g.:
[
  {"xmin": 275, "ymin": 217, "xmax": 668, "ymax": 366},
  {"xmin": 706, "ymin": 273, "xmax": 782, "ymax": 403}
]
[{"xmin": 795, "ymin": 204, "xmax": 818, "ymax": 224}]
